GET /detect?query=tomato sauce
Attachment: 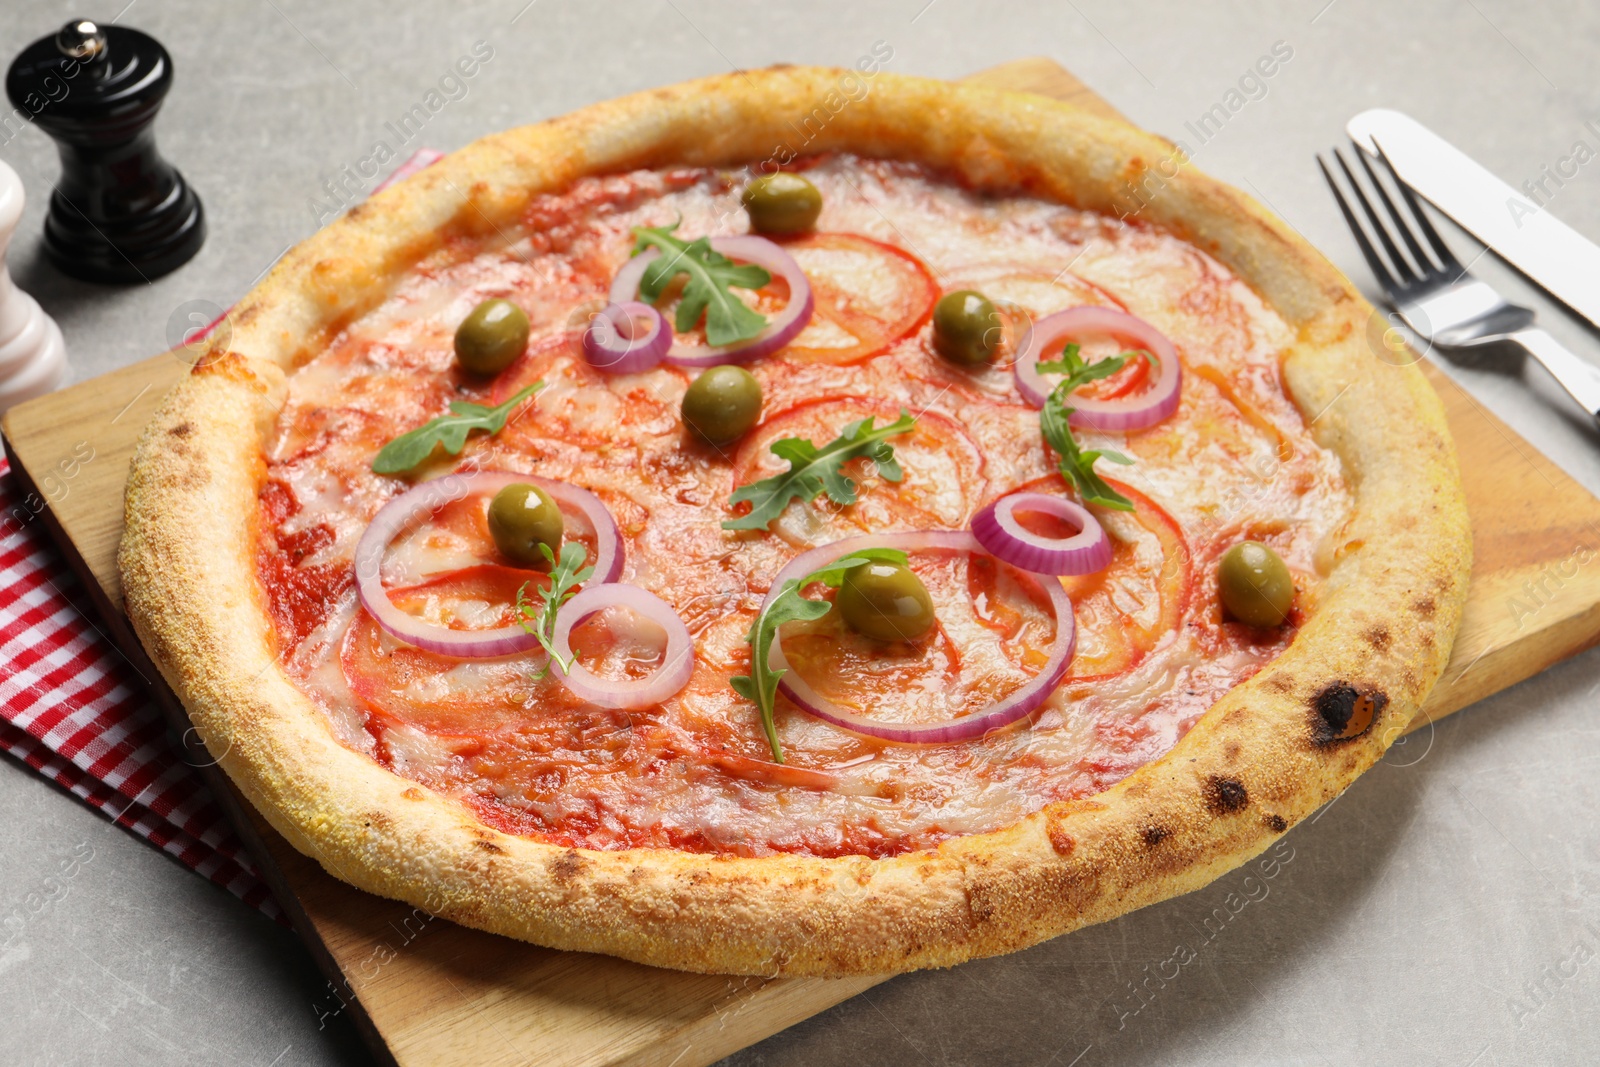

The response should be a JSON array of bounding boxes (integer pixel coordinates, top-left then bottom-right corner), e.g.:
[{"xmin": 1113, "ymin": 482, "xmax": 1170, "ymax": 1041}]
[{"xmin": 258, "ymin": 156, "xmax": 1351, "ymax": 858}]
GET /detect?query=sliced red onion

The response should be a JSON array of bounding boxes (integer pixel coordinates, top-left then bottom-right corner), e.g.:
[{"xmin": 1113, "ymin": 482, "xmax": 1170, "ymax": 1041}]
[
  {"xmin": 971, "ymin": 492, "xmax": 1111, "ymax": 576},
  {"xmin": 768, "ymin": 531, "xmax": 1075, "ymax": 745},
  {"xmin": 353, "ymin": 470, "xmax": 623, "ymax": 657},
  {"xmin": 552, "ymin": 583, "xmax": 694, "ymax": 709},
  {"xmin": 1014, "ymin": 306, "xmax": 1182, "ymax": 431},
  {"xmin": 580, "ymin": 301, "xmax": 671, "ymax": 374},
  {"xmin": 609, "ymin": 235, "xmax": 814, "ymax": 367}
]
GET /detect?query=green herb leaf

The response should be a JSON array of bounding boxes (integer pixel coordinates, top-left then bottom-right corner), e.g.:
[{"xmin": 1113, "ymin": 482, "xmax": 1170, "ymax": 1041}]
[
  {"xmin": 1040, "ymin": 386, "xmax": 1136, "ymax": 511},
  {"xmin": 1036, "ymin": 346, "xmax": 1139, "ymax": 512},
  {"xmin": 632, "ymin": 223, "xmax": 772, "ymax": 346},
  {"xmin": 514, "ymin": 541, "xmax": 595, "ymax": 678},
  {"xmin": 722, "ymin": 411, "xmax": 916, "ymax": 531},
  {"xmin": 372, "ymin": 382, "xmax": 542, "ymax": 475},
  {"xmin": 731, "ymin": 547, "xmax": 909, "ymax": 762}
]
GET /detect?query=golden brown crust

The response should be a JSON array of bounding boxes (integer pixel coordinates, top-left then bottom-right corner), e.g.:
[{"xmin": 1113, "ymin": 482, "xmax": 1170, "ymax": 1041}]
[{"xmin": 120, "ymin": 67, "xmax": 1471, "ymax": 976}]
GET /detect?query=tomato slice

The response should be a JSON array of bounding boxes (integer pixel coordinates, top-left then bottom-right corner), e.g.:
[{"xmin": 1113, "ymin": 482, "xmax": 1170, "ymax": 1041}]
[
  {"xmin": 779, "ymin": 546, "xmax": 1060, "ymax": 725},
  {"xmin": 729, "ymin": 396, "xmax": 986, "ymax": 546},
  {"xmin": 386, "ymin": 563, "xmax": 551, "ymax": 629},
  {"xmin": 341, "ymin": 566, "xmax": 565, "ymax": 734},
  {"xmin": 1006, "ymin": 476, "xmax": 1191, "ymax": 683},
  {"xmin": 1188, "ymin": 363, "xmax": 1292, "ymax": 460},
  {"xmin": 489, "ymin": 331, "xmax": 575, "ymax": 407},
  {"xmin": 705, "ymin": 752, "xmax": 840, "ymax": 791},
  {"xmin": 780, "ymin": 234, "xmax": 937, "ymax": 364},
  {"xmin": 489, "ymin": 331, "xmax": 687, "ymax": 452}
]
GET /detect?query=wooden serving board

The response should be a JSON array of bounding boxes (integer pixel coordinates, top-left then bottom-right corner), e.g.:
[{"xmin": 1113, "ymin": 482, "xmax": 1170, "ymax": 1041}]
[{"xmin": 7, "ymin": 58, "xmax": 1600, "ymax": 1067}]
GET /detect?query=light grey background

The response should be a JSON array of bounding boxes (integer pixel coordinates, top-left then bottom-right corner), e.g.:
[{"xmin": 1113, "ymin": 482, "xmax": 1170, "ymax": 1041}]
[{"xmin": 2, "ymin": 1, "xmax": 1598, "ymax": 1064}]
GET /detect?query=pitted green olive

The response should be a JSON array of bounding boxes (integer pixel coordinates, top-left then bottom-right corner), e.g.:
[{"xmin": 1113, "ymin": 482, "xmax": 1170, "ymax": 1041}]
[
  {"xmin": 682, "ymin": 365, "xmax": 763, "ymax": 446},
  {"xmin": 1218, "ymin": 541, "xmax": 1294, "ymax": 627},
  {"xmin": 455, "ymin": 299, "xmax": 529, "ymax": 376},
  {"xmin": 741, "ymin": 173, "xmax": 823, "ymax": 235},
  {"xmin": 488, "ymin": 483, "xmax": 563, "ymax": 567},
  {"xmin": 931, "ymin": 290, "xmax": 1002, "ymax": 366},
  {"xmin": 836, "ymin": 562, "xmax": 936, "ymax": 642}
]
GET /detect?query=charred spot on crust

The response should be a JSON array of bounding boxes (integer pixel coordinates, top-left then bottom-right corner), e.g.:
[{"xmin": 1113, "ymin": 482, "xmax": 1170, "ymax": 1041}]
[
  {"xmin": 1265, "ymin": 813, "xmax": 1288, "ymax": 833},
  {"xmin": 966, "ymin": 886, "xmax": 999, "ymax": 924},
  {"xmin": 1261, "ymin": 673, "xmax": 1295, "ymax": 694},
  {"xmin": 474, "ymin": 839, "xmax": 505, "ymax": 855},
  {"xmin": 361, "ymin": 811, "xmax": 392, "ymax": 831},
  {"xmin": 550, "ymin": 850, "xmax": 586, "ymax": 883},
  {"xmin": 168, "ymin": 421, "xmax": 193, "ymax": 438},
  {"xmin": 1142, "ymin": 825, "xmax": 1170, "ymax": 847},
  {"xmin": 1310, "ymin": 681, "xmax": 1385, "ymax": 745},
  {"xmin": 1413, "ymin": 596, "xmax": 1436, "ymax": 618},
  {"xmin": 1363, "ymin": 626, "xmax": 1392, "ymax": 651},
  {"xmin": 1205, "ymin": 775, "xmax": 1249, "ymax": 815}
]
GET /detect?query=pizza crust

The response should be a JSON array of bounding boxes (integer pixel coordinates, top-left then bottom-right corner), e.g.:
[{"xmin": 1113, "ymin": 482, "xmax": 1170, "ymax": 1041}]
[{"xmin": 120, "ymin": 67, "xmax": 1471, "ymax": 976}]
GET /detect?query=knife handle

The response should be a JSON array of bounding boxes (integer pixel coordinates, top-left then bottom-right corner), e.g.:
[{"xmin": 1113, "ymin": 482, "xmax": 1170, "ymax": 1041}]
[{"xmin": 1511, "ymin": 328, "xmax": 1600, "ymax": 419}]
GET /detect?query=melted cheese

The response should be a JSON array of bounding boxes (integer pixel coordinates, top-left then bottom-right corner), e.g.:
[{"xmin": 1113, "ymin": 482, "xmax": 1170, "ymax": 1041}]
[{"xmin": 258, "ymin": 156, "xmax": 1352, "ymax": 859}]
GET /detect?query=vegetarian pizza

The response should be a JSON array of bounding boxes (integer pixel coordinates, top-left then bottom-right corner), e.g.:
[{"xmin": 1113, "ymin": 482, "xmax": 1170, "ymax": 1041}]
[{"xmin": 120, "ymin": 68, "xmax": 1471, "ymax": 976}]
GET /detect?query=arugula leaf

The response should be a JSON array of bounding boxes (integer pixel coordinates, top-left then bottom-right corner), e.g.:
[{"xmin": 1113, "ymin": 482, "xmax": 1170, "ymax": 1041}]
[
  {"xmin": 1036, "ymin": 342, "xmax": 1144, "ymax": 390},
  {"xmin": 723, "ymin": 411, "xmax": 915, "ymax": 531},
  {"xmin": 632, "ymin": 223, "xmax": 771, "ymax": 346},
  {"xmin": 1040, "ymin": 386, "xmax": 1135, "ymax": 511},
  {"xmin": 731, "ymin": 547, "xmax": 909, "ymax": 762},
  {"xmin": 372, "ymin": 382, "xmax": 542, "ymax": 475},
  {"xmin": 514, "ymin": 541, "xmax": 595, "ymax": 678},
  {"xmin": 1034, "ymin": 343, "xmax": 1142, "ymax": 512}
]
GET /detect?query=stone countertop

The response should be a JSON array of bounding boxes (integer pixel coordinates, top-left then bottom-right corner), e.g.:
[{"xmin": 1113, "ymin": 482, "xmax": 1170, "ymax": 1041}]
[{"xmin": 2, "ymin": 1, "xmax": 1598, "ymax": 1064}]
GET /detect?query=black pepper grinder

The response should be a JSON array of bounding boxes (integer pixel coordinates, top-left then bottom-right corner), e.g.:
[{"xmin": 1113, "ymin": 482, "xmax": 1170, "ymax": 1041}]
[{"xmin": 5, "ymin": 19, "xmax": 204, "ymax": 283}]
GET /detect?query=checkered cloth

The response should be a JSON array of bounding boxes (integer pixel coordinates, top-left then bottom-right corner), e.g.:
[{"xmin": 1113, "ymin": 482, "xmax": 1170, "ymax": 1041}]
[
  {"xmin": 0, "ymin": 148, "xmax": 445, "ymax": 923},
  {"xmin": 0, "ymin": 456, "xmax": 282, "ymax": 918}
]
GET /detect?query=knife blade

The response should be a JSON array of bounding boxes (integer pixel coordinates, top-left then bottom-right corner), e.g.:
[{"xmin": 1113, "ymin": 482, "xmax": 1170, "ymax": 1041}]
[{"xmin": 1347, "ymin": 108, "xmax": 1600, "ymax": 332}]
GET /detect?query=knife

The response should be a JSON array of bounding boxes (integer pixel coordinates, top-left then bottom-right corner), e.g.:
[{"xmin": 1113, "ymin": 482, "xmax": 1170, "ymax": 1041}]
[{"xmin": 1347, "ymin": 108, "xmax": 1600, "ymax": 332}]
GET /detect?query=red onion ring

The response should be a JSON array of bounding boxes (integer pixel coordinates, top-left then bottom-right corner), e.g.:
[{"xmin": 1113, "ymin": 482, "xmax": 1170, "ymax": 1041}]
[
  {"xmin": 972, "ymin": 492, "xmax": 1111, "ymax": 576},
  {"xmin": 354, "ymin": 470, "xmax": 623, "ymax": 657},
  {"xmin": 580, "ymin": 301, "xmax": 671, "ymax": 374},
  {"xmin": 1014, "ymin": 306, "xmax": 1182, "ymax": 431},
  {"xmin": 609, "ymin": 235, "xmax": 814, "ymax": 367},
  {"xmin": 552, "ymin": 583, "xmax": 694, "ymax": 708},
  {"xmin": 767, "ymin": 532, "xmax": 1076, "ymax": 745}
]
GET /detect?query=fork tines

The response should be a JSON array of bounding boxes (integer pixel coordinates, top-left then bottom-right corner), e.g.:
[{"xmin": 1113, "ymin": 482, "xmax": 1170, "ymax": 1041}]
[{"xmin": 1317, "ymin": 141, "xmax": 1461, "ymax": 299}]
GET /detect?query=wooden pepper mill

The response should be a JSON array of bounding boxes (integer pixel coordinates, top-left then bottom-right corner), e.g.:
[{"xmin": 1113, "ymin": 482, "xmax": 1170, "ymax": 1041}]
[{"xmin": 5, "ymin": 19, "xmax": 204, "ymax": 283}]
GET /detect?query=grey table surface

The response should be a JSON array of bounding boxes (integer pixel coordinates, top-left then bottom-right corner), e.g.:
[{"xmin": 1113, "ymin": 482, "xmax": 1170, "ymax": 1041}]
[{"xmin": 2, "ymin": 1, "xmax": 1599, "ymax": 1064}]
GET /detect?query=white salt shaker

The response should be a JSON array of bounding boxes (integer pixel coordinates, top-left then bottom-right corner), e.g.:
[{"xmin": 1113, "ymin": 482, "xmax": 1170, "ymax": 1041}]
[{"xmin": 0, "ymin": 159, "xmax": 66, "ymax": 412}]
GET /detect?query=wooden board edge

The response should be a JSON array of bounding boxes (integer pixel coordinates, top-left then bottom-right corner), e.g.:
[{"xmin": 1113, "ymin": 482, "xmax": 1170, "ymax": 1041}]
[
  {"xmin": 613, "ymin": 977, "xmax": 885, "ymax": 1067},
  {"xmin": 0, "ymin": 427, "xmax": 404, "ymax": 1067}
]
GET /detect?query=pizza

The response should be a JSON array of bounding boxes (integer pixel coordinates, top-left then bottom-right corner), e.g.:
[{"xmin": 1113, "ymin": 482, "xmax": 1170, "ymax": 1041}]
[{"xmin": 119, "ymin": 68, "xmax": 1471, "ymax": 976}]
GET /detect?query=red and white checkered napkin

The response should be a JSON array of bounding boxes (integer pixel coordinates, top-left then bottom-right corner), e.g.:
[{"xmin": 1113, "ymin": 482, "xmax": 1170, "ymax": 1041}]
[
  {"xmin": 0, "ymin": 458, "xmax": 282, "ymax": 919},
  {"xmin": 0, "ymin": 149, "xmax": 445, "ymax": 923}
]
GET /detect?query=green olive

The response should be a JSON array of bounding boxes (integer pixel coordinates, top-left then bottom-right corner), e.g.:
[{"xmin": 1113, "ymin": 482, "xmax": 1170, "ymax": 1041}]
[
  {"xmin": 1218, "ymin": 541, "xmax": 1294, "ymax": 627},
  {"xmin": 931, "ymin": 290, "xmax": 1002, "ymax": 366},
  {"xmin": 741, "ymin": 173, "xmax": 823, "ymax": 235},
  {"xmin": 487, "ymin": 483, "xmax": 564, "ymax": 567},
  {"xmin": 454, "ymin": 299, "xmax": 529, "ymax": 376},
  {"xmin": 682, "ymin": 365, "xmax": 763, "ymax": 446},
  {"xmin": 836, "ymin": 562, "xmax": 936, "ymax": 642}
]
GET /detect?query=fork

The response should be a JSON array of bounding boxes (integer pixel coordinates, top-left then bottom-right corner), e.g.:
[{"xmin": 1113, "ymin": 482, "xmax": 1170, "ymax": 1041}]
[{"xmin": 1318, "ymin": 142, "xmax": 1600, "ymax": 420}]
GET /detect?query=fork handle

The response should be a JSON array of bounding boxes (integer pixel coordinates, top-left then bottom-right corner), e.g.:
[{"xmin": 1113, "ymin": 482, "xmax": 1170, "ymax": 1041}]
[{"xmin": 1511, "ymin": 328, "xmax": 1600, "ymax": 419}]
